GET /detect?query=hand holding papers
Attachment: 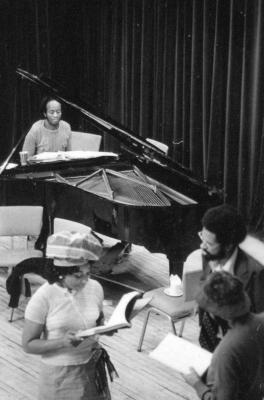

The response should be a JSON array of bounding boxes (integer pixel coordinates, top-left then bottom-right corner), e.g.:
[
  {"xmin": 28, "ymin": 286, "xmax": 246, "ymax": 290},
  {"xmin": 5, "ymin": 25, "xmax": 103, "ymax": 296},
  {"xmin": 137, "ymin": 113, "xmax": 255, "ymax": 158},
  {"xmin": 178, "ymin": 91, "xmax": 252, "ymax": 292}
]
[
  {"xmin": 149, "ymin": 333, "xmax": 212, "ymax": 376},
  {"xmin": 76, "ymin": 291, "xmax": 151, "ymax": 338}
]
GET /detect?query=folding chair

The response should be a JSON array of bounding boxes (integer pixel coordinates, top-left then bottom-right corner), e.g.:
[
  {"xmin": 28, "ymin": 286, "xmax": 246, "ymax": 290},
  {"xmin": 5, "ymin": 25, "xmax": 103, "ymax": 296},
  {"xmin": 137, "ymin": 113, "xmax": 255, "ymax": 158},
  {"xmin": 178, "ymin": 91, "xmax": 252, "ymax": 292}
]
[
  {"xmin": 137, "ymin": 268, "xmax": 202, "ymax": 351},
  {"xmin": 70, "ymin": 131, "xmax": 102, "ymax": 151},
  {"xmin": 0, "ymin": 206, "xmax": 45, "ymax": 321}
]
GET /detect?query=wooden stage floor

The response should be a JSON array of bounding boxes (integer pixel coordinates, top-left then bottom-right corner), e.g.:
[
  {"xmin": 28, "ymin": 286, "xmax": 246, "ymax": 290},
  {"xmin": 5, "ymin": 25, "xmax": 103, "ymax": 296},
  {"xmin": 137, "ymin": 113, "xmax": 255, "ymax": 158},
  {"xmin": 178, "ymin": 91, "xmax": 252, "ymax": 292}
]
[{"xmin": 0, "ymin": 242, "xmax": 200, "ymax": 400}]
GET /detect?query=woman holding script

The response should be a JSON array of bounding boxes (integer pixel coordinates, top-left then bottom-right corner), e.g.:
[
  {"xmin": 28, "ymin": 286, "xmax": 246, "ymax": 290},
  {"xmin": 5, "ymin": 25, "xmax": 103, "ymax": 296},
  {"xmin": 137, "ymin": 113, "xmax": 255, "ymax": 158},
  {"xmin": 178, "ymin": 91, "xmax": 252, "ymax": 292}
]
[{"xmin": 22, "ymin": 230, "xmax": 118, "ymax": 400}]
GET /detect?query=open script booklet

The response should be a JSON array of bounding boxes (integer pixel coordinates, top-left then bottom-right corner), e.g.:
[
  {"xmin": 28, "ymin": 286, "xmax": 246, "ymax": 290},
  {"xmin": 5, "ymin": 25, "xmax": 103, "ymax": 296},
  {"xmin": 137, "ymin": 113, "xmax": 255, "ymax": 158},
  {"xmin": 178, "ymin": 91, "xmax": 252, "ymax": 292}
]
[
  {"xmin": 76, "ymin": 291, "xmax": 151, "ymax": 337},
  {"xmin": 150, "ymin": 333, "xmax": 212, "ymax": 376}
]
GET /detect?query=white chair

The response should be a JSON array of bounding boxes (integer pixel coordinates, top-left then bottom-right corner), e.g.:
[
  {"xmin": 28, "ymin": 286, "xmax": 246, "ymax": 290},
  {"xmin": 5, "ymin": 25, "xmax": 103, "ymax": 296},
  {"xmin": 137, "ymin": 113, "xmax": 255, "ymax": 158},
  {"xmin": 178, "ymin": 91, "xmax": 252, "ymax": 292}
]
[
  {"xmin": 70, "ymin": 131, "xmax": 102, "ymax": 151},
  {"xmin": 53, "ymin": 218, "xmax": 130, "ymax": 274},
  {"xmin": 137, "ymin": 267, "xmax": 202, "ymax": 351},
  {"xmin": 53, "ymin": 217, "xmax": 93, "ymax": 234},
  {"xmin": 0, "ymin": 206, "xmax": 45, "ymax": 322},
  {"xmin": 146, "ymin": 138, "xmax": 169, "ymax": 155},
  {"xmin": 0, "ymin": 206, "xmax": 44, "ymax": 272}
]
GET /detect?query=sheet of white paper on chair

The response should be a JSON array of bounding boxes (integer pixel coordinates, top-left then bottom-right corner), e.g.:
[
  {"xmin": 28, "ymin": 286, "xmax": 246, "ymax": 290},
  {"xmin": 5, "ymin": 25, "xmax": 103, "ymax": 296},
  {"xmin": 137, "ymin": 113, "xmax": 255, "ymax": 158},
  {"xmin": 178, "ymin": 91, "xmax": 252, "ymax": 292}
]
[{"xmin": 149, "ymin": 333, "xmax": 212, "ymax": 376}]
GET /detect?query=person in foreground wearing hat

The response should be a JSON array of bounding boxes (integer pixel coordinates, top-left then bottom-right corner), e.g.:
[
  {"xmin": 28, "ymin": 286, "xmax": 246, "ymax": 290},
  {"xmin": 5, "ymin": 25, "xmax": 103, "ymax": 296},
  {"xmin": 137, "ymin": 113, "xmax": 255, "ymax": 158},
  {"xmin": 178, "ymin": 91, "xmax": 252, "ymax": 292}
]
[
  {"xmin": 22, "ymin": 231, "xmax": 118, "ymax": 400},
  {"xmin": 183, "ymin": 270, "xmax": 264, "ymax": 400},
  {"xmin": 184, "ymin": 204, "xmax": 264, "ymax": 351}
]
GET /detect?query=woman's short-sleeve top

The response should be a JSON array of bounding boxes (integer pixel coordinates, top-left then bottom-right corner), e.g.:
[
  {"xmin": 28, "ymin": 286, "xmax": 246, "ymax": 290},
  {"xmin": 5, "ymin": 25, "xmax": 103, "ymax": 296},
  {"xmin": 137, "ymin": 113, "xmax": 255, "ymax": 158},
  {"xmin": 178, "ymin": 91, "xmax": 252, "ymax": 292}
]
[{"xmin": 25, "ymin": 279, "xmax": 104, "ymax": 366}]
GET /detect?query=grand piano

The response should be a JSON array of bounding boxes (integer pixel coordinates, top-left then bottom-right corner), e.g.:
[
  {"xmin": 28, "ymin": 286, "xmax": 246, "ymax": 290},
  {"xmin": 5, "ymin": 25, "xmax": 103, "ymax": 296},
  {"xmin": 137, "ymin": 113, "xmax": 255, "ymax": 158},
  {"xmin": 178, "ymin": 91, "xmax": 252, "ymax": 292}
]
[{"xmin": 0, "ymin": 69, "xmax": 221, "ymax": 276}]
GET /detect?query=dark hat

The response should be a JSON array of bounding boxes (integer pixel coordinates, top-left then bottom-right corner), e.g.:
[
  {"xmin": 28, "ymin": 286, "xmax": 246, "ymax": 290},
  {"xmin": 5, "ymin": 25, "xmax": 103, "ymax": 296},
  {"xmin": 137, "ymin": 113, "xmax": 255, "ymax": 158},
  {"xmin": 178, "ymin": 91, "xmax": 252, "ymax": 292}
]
[
  {"xmin": 196, "ymin": 271, "xmax": 251, "ymax": 320},
  {"xmin": 46, "ymin": 230, "xmax": 103, "ymax": 266}
]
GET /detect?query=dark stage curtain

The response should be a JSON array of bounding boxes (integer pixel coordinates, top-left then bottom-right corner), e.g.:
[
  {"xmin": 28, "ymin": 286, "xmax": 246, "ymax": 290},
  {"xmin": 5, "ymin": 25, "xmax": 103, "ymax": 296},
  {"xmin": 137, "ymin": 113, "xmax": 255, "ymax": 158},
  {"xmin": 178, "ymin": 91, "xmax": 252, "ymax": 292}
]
[{"xmin": 1, "ymin": 0, "xmax": 264, "ymax": 231}]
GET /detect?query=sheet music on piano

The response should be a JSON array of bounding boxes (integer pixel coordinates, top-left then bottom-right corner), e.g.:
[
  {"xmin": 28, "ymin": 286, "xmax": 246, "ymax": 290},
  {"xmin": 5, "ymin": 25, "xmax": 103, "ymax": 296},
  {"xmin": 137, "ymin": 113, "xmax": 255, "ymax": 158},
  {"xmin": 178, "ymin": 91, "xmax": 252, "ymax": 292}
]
[{"xmin": 29, "ymin": 151, "xmax": 118, "ymax": 163}]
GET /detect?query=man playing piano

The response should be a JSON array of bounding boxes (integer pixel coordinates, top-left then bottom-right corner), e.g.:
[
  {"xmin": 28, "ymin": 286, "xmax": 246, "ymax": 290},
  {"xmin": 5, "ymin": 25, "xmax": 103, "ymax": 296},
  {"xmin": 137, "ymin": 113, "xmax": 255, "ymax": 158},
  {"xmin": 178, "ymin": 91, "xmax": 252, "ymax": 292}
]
[{"xmin": 22, "ymin": 96, "xmax": 72, "ymax": 157}]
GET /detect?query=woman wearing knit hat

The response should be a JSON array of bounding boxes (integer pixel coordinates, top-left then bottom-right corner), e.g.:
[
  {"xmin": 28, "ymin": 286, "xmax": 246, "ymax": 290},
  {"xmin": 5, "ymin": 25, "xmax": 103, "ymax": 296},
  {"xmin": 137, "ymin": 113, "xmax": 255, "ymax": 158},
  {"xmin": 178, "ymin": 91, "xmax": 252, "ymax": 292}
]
[
  {"xmin": 183, "ymin": 271, "xmax": 264, "ymax": 400},
  {"xmin": 22, "ymin": 231, "xmax": 117, "ymax": 400}
]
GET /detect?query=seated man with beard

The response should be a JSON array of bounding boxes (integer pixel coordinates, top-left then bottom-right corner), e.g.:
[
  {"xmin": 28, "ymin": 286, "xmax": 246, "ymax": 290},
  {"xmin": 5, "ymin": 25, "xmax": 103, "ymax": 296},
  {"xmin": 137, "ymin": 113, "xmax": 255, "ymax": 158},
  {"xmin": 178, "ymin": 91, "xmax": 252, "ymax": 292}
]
[{"xmin": 184, "ymin": 204, "xmax": 264, "ymax": 352}]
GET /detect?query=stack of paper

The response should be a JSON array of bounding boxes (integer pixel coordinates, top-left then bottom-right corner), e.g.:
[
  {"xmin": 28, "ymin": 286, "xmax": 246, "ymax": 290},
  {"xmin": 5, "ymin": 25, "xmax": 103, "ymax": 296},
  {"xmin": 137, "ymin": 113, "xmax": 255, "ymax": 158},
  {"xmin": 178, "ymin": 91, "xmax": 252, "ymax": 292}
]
[
  {"xmin": 149, "ymin": 333, "xmax": 212, "ymax": 376},
  {"xmin": 30, "ymin": 151, "xmax": 118, "ymax": 162}
]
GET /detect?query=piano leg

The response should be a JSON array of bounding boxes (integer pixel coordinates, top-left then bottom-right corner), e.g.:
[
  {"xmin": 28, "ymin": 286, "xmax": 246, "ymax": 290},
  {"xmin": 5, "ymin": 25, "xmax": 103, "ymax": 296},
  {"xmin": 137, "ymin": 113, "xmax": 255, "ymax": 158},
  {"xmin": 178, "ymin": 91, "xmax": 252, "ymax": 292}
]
[{"xmin": 168, "ymin": 258, "xmax": 184, "ymax": 279}]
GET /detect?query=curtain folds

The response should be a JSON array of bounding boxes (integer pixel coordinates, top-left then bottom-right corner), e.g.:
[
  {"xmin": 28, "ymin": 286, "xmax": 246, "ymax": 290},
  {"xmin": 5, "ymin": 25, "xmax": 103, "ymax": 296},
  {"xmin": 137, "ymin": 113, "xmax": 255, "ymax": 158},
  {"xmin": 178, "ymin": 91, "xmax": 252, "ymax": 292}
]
[{"xmin": 1, "ymin": 0, "xmax": 264, "ymax": 230}]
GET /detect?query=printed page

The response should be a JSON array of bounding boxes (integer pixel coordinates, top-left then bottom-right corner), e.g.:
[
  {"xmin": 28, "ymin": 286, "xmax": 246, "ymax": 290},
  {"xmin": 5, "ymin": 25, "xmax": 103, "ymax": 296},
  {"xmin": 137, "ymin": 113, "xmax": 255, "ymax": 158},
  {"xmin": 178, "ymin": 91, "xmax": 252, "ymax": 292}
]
[
  {"xmin": 107, "ymin": 291, "xmax": 141, "ymax": 326},
  {"xmin": 30, "ymin": 151, "xmax": 118, "ymax": 162},
  {"xmin": 150, "ymin": 333, "xmax": 212, "ymax": 376},
  {"xmin": 76, "ymin": 291, "xmax": 143, "ymax": 337}
]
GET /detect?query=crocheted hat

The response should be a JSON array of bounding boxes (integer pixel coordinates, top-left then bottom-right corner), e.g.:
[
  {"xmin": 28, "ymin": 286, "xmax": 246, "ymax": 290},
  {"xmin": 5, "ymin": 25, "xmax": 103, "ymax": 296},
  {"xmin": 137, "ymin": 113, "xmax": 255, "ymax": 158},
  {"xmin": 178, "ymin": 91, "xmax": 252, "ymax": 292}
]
[
  {"xmin": 196, "ymin": 271, "xmax": 251, "ymax": 320},
  {"xmin": 46, "ymin": 230, "xmax": 103, "ymax": 266}
]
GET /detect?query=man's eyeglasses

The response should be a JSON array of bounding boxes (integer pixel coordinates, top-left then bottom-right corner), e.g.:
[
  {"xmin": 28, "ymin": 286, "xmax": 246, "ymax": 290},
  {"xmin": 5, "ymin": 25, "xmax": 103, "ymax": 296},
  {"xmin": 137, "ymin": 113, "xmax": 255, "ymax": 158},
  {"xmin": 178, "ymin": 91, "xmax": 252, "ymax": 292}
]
[
  {"xmin": 198, "ymin": 231, "xmax": 203, "ymax": 241},
  {"xmin": 198, "ymin": 230, "xmax": 220, "ymax": 249}
]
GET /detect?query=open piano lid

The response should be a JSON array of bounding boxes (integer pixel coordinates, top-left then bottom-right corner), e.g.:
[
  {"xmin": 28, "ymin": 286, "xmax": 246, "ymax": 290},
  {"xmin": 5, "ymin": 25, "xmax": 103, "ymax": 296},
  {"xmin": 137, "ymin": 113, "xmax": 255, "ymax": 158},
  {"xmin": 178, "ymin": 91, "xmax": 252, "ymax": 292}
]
[
  {"xmin": 1, "ymin": 68, "xmax": 221, "ymax": 207},
  {"xmin": 14, "ymin": 69, "xmax": 197, "ymax": 178},
  {"xmin": 0, "ymin": 69, "xmax": 222, "ymax": 273},
  {"xmin": 11, "ymin": 68, "xmax": 220, "ymax": 202}
]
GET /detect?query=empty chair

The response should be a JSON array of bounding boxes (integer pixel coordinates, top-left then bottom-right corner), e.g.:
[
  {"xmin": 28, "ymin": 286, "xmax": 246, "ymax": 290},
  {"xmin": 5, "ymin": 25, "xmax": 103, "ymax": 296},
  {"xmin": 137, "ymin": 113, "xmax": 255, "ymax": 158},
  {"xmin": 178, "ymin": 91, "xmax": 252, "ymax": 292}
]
[
  {"xmin": 0, "ymin": 206, "xmax": 44, "ymax": 272},
  {"xmin": 137, "ymin": 267, "xmax": 202, "ymax": 352},
  {"xmin": 0, "ymin": 206, "xmax": 45, "ymax": 321},
  {"xmin": 53, "ymin": 217, "xmax": 93, "ymax": 234},
  {"xmin": 53, "ymin": 218, "xmax": 130, "ymax": 274},
  {"xmin": 53, "ymin": 217, "xmax": 96, "ymax": 245},
  {"xmin": 70, "ymin": 131, "xmax": 102, "ymax": 151}
]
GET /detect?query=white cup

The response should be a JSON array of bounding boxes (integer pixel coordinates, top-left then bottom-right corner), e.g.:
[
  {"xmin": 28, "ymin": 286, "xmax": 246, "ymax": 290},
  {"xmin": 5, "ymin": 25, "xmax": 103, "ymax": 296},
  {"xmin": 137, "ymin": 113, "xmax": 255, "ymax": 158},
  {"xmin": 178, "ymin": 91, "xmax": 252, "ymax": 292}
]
[
  {"xmin": 164, "ymin": 274, "xmax": 183, "ymax": 297},
  {"xmin": 19, "ymin": 151, "xmax": 29, "ymax": 166}
]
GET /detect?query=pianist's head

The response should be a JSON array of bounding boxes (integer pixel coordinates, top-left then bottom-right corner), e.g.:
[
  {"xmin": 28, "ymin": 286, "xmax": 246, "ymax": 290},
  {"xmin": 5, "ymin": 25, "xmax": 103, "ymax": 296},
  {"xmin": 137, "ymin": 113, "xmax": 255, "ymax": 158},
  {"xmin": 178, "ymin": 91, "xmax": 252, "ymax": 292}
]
[
  {"xmin": 44, "ymin": 230, "xmax": 103, "ymax": 291},
  {"xmin": 198, "ymin": 204, "xmax": 247, "ymax": 262},
  {"xmin": 40, "ymin": 96, "xmax": 62, "ymax": 129}
]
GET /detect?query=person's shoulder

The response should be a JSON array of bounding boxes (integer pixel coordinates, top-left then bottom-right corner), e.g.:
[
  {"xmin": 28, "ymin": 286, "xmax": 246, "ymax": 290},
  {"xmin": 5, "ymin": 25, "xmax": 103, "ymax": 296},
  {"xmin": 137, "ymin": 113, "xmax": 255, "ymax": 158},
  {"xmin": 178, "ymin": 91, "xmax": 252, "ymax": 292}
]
[
  {"xmin": 60, "ymin": 120, "xmax": 71, "ymax": 130},
  {"xmin": 28, "ymin": 120, "xmax": 44, "ymax": 132},
  {"xmin": 212, "ymin": 333, "xmax": 237, "ymax": 368},
  {"xmin": 215, "ymin": 322, "xmax": 245, "ymax": 355},
  {"xmin": 32, "ymin": 281, "xmax": 50, "ymax": 295},
  {"xmin": 237, "ymin": 248, "xmax": 264, "ymax": 271},
  {"xmin": 27, "ymin": 282, "xmax": 50, "ymax": 305},
  {"xmin": 33, "ymin": 119, "xmax": 44, "ymax": 127},
  {"xmin": 88, "ymin": 278, "xmax": 103, "ymax": 291}
]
